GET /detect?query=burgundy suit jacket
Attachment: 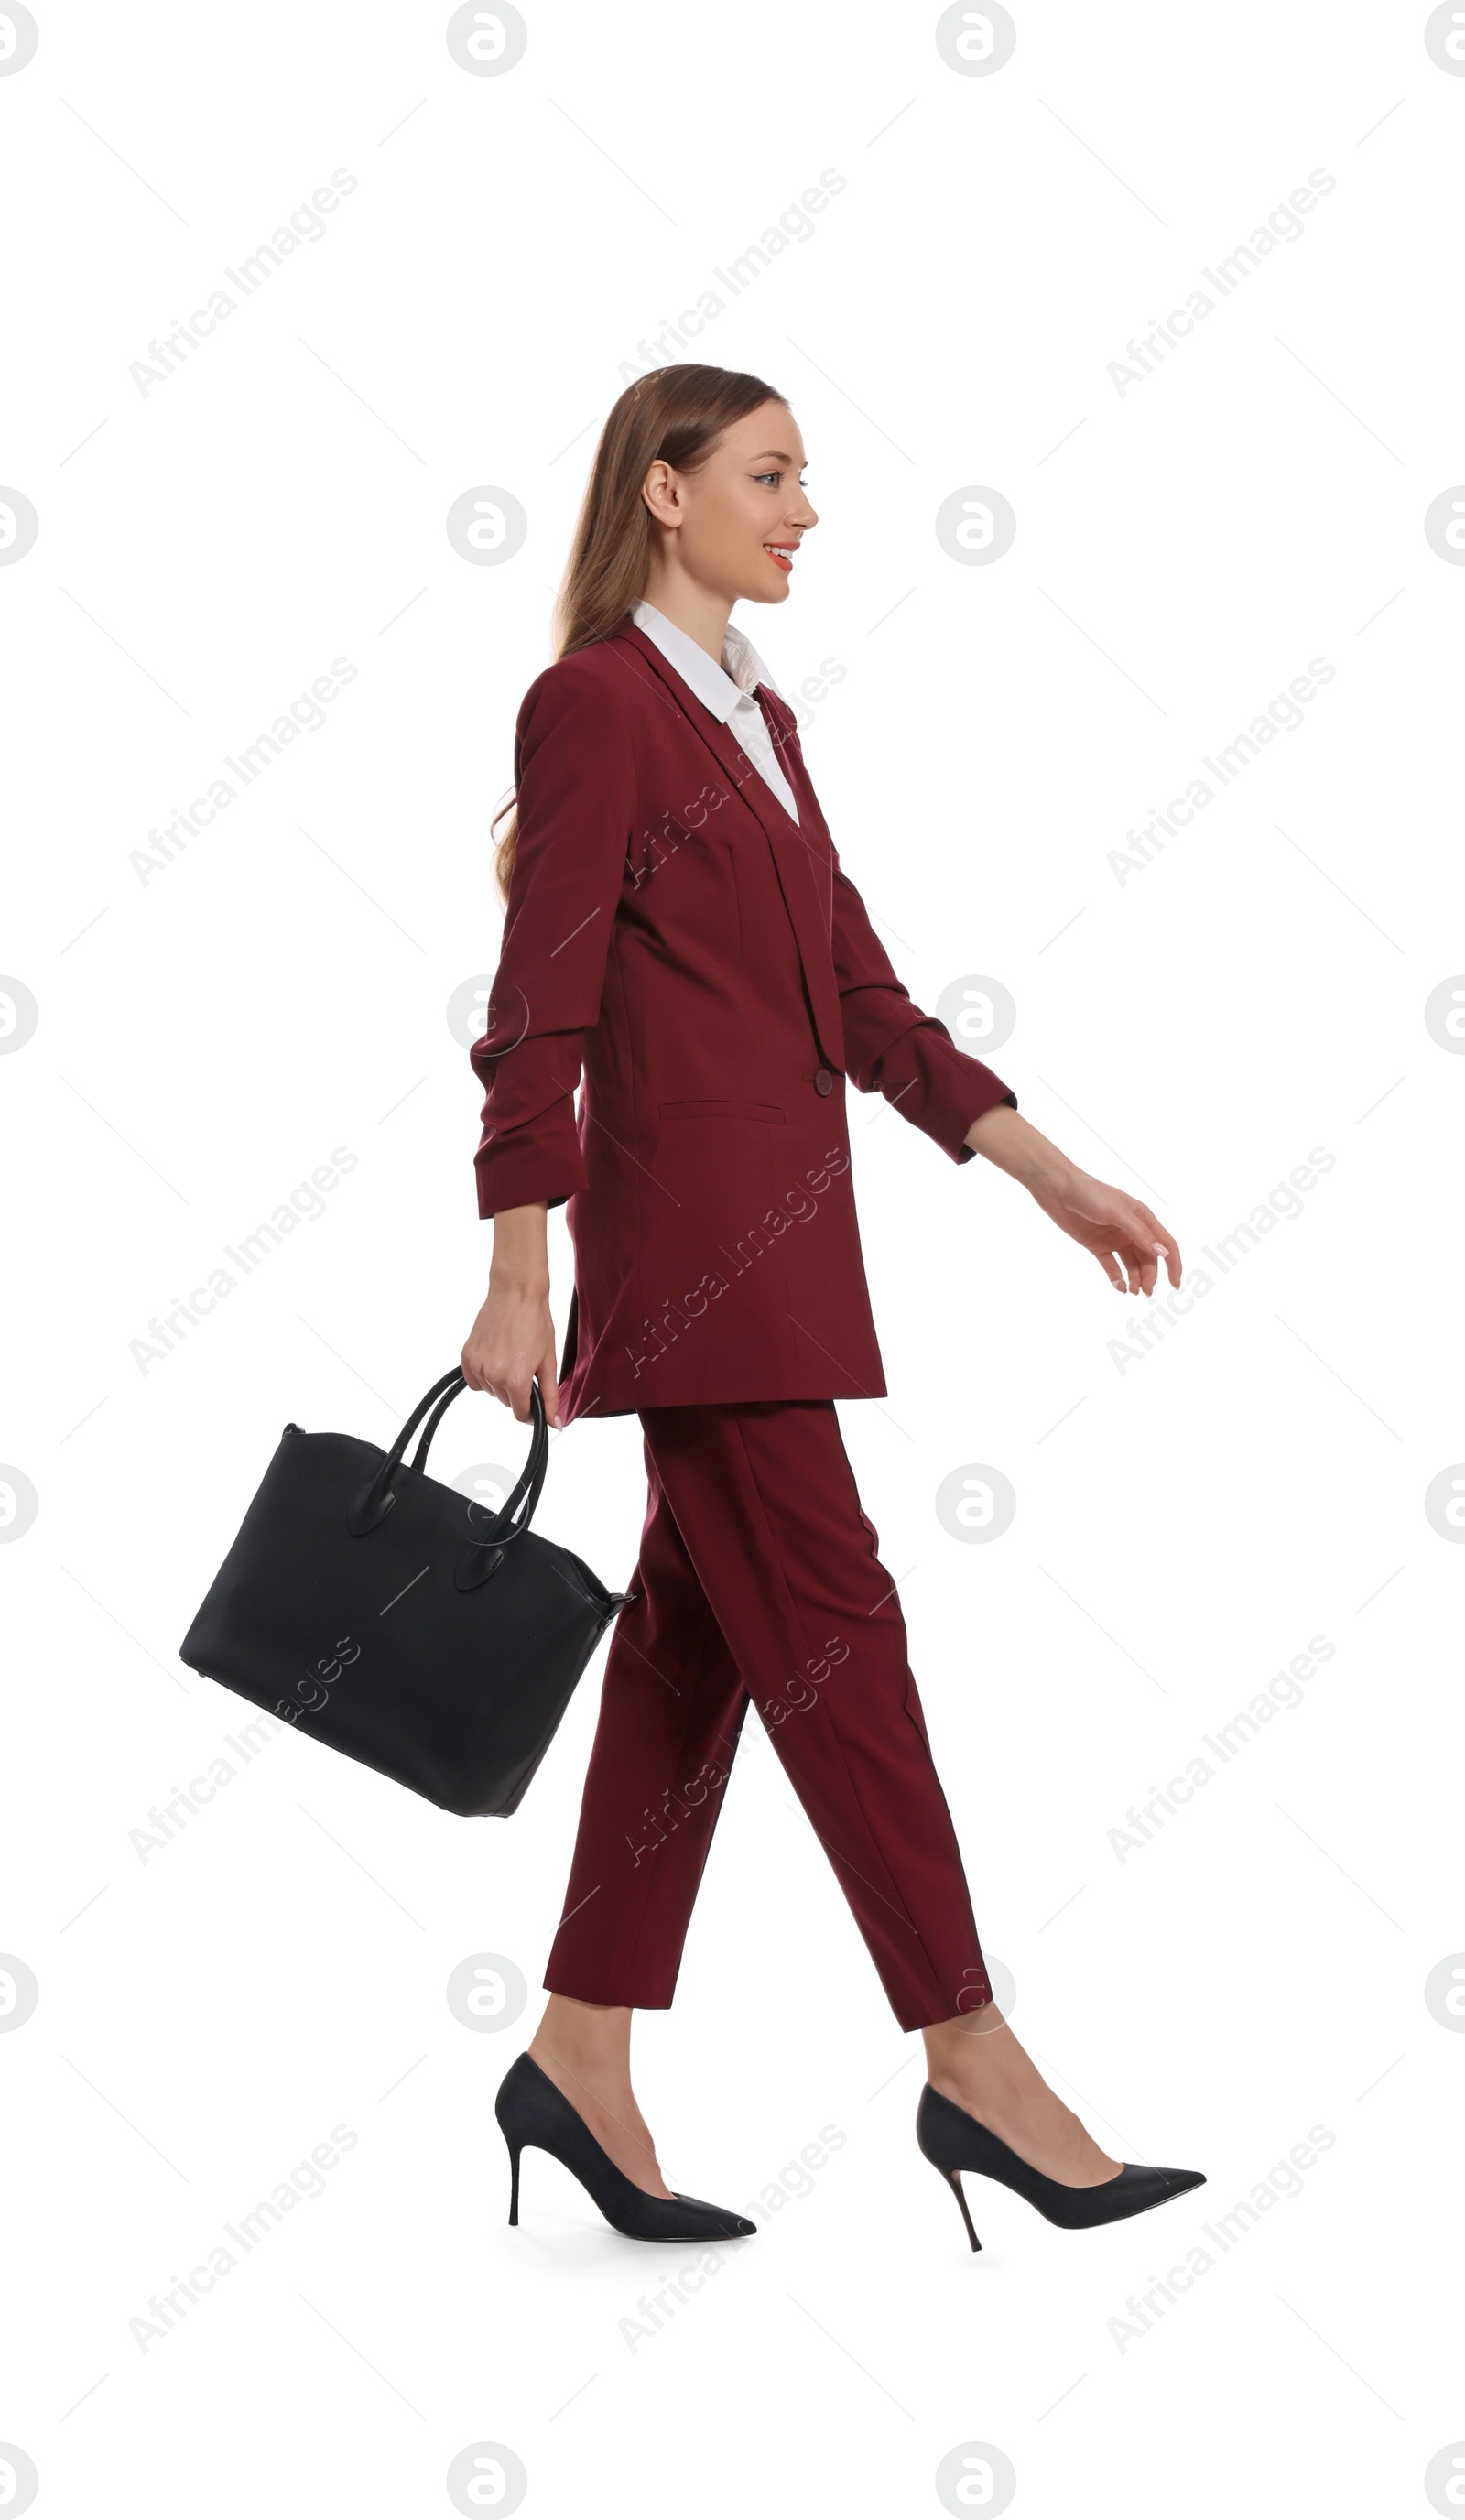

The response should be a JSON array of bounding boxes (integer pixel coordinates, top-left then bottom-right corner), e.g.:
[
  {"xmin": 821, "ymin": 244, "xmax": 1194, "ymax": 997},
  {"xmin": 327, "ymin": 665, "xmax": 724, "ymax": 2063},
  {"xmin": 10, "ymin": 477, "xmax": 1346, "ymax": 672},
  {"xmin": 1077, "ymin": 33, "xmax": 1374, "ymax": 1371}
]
[{"xmin": 471, "ymin": 616, "xmax": 1015, "ymax": 1424}]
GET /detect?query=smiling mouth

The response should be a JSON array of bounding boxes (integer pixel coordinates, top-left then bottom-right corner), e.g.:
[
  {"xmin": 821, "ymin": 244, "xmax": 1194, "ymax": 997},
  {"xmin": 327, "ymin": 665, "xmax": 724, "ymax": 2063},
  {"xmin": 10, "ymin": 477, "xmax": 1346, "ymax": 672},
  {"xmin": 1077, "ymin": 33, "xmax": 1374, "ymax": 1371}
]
[{"xmin": 765, "ymin": 544, "xmax": 798, "ymax": 573}]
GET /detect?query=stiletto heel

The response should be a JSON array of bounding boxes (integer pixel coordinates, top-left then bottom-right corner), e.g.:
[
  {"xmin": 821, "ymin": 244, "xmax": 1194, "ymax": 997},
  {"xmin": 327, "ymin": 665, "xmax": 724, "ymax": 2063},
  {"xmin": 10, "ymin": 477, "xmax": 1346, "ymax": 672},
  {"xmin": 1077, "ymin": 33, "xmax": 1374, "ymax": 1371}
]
[
  {"xmin": 933, "ymin": 2161, "xmax": 982, "ymax": 2254},
  {"xmin": 917, "ymin": 2083, "xmax": 1204, "ymax": 2242},
  {"xmin": 494, "ymin": 2052, "xmax": 757, "ymax": 2244}
]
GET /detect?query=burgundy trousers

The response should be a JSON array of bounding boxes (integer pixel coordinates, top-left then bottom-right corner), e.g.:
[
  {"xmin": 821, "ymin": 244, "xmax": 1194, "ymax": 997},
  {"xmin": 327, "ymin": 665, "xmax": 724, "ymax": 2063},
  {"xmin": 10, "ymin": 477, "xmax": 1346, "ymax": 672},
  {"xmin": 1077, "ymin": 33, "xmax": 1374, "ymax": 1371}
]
[{"xmin": 543, "ymin": 1397, "xmax": 993, "ymax": 2034}]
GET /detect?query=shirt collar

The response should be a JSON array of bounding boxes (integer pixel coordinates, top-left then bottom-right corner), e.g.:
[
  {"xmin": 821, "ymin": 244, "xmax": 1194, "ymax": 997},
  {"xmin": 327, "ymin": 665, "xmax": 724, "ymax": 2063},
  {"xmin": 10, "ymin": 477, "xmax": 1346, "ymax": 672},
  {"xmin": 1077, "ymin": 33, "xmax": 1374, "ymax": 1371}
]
[{"xmin": 630, "ymin": 598, "xmax": 784, "ymax": 723}]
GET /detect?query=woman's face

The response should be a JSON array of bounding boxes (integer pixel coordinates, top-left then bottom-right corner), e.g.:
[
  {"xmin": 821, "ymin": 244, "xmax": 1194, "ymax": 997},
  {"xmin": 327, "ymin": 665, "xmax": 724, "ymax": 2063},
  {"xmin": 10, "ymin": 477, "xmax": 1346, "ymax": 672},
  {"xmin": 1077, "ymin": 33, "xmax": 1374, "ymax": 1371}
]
[{"xmin": 641, "ymin": 400, "xmax": 818, "ymax": 604}]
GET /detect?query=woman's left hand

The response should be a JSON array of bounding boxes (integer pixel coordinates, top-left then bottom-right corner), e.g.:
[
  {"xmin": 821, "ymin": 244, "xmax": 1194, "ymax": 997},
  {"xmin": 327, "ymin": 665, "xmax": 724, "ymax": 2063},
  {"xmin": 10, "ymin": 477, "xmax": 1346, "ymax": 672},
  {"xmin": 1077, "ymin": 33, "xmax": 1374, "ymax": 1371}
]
[
  {"xmin": 962, "ymin": 1104, "xmax": 1181, "ymax": 1296},
  {"xmin": 1026, "ymin": 1166, "xmax": 1181, "ymax": 1297}
]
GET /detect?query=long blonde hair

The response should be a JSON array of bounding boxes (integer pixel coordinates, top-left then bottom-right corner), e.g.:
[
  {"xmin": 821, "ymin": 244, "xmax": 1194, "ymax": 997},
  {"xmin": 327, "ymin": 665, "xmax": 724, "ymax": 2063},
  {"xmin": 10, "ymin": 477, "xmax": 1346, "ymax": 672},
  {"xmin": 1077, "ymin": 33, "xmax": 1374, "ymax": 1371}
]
[{"xmin": 492, "ymin": 363, "xmax": 787, "ymax": 902}]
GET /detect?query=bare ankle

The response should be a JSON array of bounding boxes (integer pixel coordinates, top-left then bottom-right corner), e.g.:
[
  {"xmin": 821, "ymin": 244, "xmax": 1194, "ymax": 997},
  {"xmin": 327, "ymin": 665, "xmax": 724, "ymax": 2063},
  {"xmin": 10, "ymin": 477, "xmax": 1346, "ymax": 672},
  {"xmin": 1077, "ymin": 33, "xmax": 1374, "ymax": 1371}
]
[{"xmin": 532, "ymin": 1997, "xmax": 634, "ymax": 2087}]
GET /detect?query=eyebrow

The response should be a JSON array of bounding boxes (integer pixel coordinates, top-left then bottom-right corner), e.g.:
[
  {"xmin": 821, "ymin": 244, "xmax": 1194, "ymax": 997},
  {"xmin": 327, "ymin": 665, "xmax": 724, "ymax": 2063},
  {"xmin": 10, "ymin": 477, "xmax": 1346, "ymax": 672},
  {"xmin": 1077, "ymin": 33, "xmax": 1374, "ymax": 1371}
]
[{"xmin": 748, "ymin": 450, "xmax": 807, "ymax": 464}]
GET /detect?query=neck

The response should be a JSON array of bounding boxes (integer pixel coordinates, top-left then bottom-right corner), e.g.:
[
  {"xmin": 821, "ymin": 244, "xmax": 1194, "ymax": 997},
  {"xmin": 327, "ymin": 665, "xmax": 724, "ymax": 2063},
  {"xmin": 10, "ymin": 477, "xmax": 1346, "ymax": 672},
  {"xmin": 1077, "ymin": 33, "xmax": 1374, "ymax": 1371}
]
[{"xmin": 638, "ymin": 565, "xmax": 732, "ymax": 668}]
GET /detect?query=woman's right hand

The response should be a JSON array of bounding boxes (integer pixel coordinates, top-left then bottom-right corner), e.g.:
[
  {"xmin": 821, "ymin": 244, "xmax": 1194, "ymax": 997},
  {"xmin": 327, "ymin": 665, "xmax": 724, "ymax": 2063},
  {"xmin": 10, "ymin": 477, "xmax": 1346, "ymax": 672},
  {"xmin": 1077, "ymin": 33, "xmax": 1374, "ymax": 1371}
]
[{"xmin": 461, "ymin": 1202, "xmax": 561, "ymax": 1426}]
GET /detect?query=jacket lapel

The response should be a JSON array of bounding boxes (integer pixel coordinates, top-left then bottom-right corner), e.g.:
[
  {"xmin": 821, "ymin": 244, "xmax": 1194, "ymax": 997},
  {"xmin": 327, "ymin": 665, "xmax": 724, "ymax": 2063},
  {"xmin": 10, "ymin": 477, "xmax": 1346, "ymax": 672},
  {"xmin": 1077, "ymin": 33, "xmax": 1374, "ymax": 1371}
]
[{"xmin": 607, "ymin": 622, "xmax": 845, "ymax": 1070}]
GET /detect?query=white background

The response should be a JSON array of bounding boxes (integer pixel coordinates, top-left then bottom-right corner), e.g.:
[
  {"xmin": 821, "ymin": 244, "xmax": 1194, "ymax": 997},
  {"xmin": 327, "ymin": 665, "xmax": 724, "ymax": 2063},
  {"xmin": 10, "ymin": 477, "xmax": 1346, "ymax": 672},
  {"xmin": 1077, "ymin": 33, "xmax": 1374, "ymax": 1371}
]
[{"xmin": 3, "ymin": 2, "xmax": 1462, "ymax": 2514}]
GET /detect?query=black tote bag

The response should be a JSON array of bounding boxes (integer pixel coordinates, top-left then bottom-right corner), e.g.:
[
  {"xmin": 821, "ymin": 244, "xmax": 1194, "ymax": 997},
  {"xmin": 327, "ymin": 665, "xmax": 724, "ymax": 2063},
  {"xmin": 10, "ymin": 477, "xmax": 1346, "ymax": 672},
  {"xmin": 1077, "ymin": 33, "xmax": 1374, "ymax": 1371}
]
[{"xmin": 179, "ymin": 1368, "xmax": 635, "ymax": 1818}]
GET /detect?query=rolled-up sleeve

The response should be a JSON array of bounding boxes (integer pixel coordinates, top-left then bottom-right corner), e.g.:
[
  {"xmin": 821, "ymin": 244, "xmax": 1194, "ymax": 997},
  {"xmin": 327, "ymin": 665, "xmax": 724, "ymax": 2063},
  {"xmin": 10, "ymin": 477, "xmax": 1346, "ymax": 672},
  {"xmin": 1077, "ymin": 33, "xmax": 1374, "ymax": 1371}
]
[
  {"xmin": 830, "ymin": 848, "xmax": 1016, "ymax": 1165},
  {"xmin": 471, "ymin": 663, "xmax": 635, "ymax": 1219}
]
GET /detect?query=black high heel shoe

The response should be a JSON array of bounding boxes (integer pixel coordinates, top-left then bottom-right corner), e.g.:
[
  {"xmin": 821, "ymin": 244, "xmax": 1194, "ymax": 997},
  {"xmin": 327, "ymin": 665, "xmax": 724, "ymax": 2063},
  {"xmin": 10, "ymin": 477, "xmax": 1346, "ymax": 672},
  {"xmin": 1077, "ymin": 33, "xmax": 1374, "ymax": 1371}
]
[
  {"xmin": 494, "ymin": 2052, "xmax": 758, "ymax": 2243},
  {"xmin": 917, "ymin": 2082, "xmax": 1205, "ymax": 2253}
]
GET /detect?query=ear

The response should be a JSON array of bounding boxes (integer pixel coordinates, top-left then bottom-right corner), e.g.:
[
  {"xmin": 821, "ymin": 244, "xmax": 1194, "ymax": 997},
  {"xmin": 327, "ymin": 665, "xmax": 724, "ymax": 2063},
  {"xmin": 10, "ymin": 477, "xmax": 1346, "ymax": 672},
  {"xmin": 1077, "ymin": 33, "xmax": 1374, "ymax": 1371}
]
[{"xmin": 641, "ymin": 460, "xmax": 683, "ymax": 529}]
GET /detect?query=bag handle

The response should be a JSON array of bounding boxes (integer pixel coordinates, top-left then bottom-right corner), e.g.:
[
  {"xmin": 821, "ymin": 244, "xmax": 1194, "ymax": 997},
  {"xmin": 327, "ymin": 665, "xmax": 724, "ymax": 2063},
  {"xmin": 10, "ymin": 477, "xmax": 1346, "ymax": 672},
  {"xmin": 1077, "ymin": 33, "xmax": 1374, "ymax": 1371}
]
[
  {"xmin": 408, "ymin": 1377, "xmax": 470, "ymax": 1472},
  {"xmin": 347, "ymin": 1370, "xmax": 548, "ymax": 1544},
  {"xmin": 454, "ymin": 1377, "xmax": 550, "ymax": 1590},
  {"xmin": 460, "ymin": 1377, "xmax": 549, "ymax": 1547}
]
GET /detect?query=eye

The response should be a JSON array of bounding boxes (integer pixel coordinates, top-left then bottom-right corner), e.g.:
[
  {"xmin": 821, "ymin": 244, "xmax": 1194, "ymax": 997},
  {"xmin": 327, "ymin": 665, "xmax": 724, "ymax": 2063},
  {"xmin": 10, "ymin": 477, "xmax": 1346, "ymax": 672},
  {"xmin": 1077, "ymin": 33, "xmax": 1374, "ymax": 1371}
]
[{"xmin": 753, "ymin": 470, "xmax": 809, "ymax": 488}]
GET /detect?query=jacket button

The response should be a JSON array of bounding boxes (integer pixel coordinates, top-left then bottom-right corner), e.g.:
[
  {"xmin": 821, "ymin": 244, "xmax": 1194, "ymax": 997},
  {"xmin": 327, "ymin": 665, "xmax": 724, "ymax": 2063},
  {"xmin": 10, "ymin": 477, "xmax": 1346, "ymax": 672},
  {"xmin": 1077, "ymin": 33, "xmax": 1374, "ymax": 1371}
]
[{"xmin": 813, "ymin": 1067, "xmax": 833, "ymax": 1095}]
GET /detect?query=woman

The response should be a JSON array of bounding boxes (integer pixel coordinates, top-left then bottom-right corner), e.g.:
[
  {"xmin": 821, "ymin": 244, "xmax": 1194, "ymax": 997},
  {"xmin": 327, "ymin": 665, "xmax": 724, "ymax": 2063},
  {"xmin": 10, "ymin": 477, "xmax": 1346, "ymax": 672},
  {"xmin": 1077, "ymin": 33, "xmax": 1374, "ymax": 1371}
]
[{"xmin": 462, "ymin": 365, "xmax": 1204, "ymax": 2252}]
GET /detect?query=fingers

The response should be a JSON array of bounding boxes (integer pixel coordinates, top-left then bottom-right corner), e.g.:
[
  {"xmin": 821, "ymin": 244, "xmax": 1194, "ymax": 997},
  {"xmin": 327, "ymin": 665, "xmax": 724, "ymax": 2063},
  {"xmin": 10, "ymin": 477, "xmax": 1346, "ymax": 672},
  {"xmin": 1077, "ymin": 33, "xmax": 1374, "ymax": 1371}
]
[
  {"xmin": 1089, "ymin": 1230, "xmax": 1145, "ymax": 1295},
  {"xmin": 1082, "ymin": 1190, "xmax": 1182, "ymax": 1299},
  {"xmin": 463, "ymin": 1297, "xmax": 559, "ymax": 1423},
  {"xmin": 461, "ymin": 1345, "xmax": 497, "ymax": 1396},
  {"xmin": 462, "ymin": 1352, "xmax": 520, "ymax": 1408},
  {"xmin": 462, "ymin": 1357, "xmax": 537, "ymax": 1420},
  {"xmin": 1134, "ymin": 1202, "xmax": 1183, "ymax": 1288},
  {"xmin": 539, "ymin": 1339, "xmax": 562, "ymax": 1432},
  {"xmin": 1101, "ymin": 1233, "xmax": 1167, "ymax": 1298},
  {"xmin": 1108, "ymin": 1203, "xmax": 1182, "ymax": 1298},
  {"xmin": 1134, "ymin": 1235, "xmax": 1182, "ymax": 1294},
  {"xmin": 1117, "ymin": 1237, "xmax": 1160, "ymax": 1298}
]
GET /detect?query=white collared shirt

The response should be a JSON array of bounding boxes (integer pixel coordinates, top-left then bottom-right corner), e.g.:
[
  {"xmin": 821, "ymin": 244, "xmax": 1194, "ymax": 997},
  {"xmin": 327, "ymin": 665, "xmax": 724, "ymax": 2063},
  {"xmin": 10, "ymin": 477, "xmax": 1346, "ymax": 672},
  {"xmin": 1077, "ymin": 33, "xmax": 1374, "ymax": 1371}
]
[{"xmin": 631, "ymin": 597, "xmax": 800, "ymax": 826}]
